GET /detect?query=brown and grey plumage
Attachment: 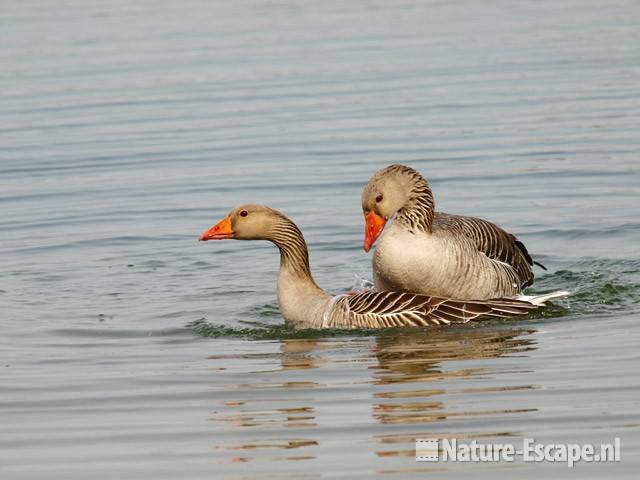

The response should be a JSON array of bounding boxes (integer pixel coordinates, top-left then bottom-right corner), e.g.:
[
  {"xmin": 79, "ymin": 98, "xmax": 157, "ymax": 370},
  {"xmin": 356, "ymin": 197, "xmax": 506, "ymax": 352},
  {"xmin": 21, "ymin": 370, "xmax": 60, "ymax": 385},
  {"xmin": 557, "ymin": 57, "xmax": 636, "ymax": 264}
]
[
  {"xmin": 322, "ymin": 290, "xmax": 538, "ymax": 329},
  {"xmin": 362, "ymin": 164, "xmax": 545, "ymax": 300},
  {"xmin": 199, "ymin": 204, "xmax": 558, "ymax": 329}
]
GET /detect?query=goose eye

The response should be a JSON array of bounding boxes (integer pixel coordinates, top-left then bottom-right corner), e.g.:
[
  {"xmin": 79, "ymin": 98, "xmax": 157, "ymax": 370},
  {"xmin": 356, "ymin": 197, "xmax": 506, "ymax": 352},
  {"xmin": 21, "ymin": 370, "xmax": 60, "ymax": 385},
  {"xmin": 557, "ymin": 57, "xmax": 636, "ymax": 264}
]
[
  {"xmin": 375, "ymin": 194, "xmax": 383, "ymax": 203},
  {"xmin": 239, "ymin": 210, "xmax": 248, "ymax": 217}
]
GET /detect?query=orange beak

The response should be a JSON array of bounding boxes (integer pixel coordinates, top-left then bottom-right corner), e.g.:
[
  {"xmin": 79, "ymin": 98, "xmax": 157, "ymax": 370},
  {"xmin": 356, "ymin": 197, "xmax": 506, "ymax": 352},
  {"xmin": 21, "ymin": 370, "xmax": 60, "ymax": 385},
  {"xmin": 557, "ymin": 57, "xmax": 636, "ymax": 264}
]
[
  {"xmin": 363, "ymin": 211, "xmax": 387, "ymax": 252},
  {"xmin": 199, "ymin": 216, "xmax": 234, "ymax": 241}
]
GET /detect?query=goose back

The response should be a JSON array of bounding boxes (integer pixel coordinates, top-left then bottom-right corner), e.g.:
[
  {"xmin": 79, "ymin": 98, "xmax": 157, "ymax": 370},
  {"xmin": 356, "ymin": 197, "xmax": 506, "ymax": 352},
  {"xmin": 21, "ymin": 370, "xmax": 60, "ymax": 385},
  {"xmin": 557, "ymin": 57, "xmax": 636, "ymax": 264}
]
[{"xmin": 322, "ymin": 290, "xmax": 536, "ymax": 329}]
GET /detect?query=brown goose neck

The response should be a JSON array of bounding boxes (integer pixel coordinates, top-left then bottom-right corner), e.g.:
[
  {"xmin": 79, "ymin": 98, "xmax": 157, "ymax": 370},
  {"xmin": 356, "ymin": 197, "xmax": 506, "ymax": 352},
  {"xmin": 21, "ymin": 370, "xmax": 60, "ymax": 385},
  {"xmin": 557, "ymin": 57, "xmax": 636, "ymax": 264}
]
[
  {"xmin": 269, "ymin": 217, "xmax": 317, "ymax": 284},
  {"xmin": 396, "ymin": 174, "xmax": 435, "ymax": 233}
]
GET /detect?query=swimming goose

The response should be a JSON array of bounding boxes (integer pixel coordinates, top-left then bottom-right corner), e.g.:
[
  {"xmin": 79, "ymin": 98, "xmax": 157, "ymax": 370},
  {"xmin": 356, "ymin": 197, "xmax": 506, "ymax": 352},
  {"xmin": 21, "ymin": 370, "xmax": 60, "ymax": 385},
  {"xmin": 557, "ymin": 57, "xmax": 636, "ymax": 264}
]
[
  {"xmin": 199, "ymin": 204, "xmax": 557, "ymax": 329},
  {"xmin": 362, "ymin": 164, "xmax": 544, "ymax": 300}
]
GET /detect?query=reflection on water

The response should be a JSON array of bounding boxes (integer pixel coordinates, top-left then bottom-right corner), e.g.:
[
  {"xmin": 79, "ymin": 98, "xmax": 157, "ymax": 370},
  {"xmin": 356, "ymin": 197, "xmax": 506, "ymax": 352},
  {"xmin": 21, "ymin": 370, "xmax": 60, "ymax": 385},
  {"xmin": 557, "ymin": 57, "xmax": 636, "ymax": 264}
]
[
  {"xmin": 371, "ymin": 328, "xmax": 537, "ymax": 442},
  {"xmin": 3, "ymin": 0, "xmax": 640, "ymax": 477},
  {"xmin": 208, "ymin": 326, "xmax": 537, "ymax": 469},
  {"xmin": 371, "ymin": 327, "xmax": 537, "ymax": 384},
  {"xmin": 372, "ymin": 328, "xmax": 537, "ymax": 464},
  {"xmin": 279, "ymin": 339, "xmax": 322, "ymax": 371}
]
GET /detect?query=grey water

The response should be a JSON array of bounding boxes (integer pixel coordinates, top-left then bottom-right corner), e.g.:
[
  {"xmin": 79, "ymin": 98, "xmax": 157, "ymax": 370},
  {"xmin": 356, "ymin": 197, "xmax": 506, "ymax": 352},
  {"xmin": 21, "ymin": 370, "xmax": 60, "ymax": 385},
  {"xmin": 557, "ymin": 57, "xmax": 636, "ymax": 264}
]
[{"xmin": 2, "ymin": 1, "xmax": 640, "ymax": 478}]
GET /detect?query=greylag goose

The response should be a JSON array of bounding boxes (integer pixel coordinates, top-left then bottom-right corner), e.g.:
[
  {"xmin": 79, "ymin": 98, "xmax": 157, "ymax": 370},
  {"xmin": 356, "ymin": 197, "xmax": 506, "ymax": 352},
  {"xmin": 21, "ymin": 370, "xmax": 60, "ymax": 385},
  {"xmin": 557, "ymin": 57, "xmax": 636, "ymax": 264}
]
[
  {"xmin": 199, "ymin": 204, "xmax": 560, "ymax": 329},
  {"xmin": 362, "ymin": 164, "xmax": 545, "ymax": 300}
]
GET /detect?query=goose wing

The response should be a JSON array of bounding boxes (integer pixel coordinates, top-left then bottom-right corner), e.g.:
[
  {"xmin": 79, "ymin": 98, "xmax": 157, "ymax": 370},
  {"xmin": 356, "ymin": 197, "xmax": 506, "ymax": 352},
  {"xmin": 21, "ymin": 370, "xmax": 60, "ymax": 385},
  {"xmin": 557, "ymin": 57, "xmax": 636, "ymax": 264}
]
[
  {"xmin": 325, "ymin": 290, "xmax": 536, "ymax": 329},
  {"xmin": 435, "ymin": 213, "xmax": 537, "ymax": 288}
]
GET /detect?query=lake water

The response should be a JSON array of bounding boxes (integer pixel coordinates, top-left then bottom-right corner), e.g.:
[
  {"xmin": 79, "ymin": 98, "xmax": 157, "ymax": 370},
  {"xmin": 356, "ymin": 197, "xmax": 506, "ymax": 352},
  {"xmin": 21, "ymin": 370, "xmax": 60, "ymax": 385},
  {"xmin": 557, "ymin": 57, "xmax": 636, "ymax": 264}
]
[{"xmin": 2, "ymin": 1, "xmax": 640, "ymax": 478}]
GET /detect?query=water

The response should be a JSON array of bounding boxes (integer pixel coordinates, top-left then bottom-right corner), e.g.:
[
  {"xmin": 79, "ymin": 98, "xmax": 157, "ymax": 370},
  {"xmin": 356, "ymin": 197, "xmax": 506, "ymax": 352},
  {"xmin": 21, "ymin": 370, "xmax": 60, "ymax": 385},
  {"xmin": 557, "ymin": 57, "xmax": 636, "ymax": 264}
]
[{"xmin": 2, "ymin": 0, "xmax": 640, "ymax": 478}]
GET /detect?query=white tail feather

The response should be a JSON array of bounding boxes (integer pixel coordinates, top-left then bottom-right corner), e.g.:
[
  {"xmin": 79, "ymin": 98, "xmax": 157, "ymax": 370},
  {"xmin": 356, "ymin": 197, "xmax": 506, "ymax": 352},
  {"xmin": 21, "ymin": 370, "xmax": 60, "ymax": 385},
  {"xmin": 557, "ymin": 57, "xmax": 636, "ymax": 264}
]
[{"xmin": 516, "ymin": 290, "xmax": 570, "ymax": 306}]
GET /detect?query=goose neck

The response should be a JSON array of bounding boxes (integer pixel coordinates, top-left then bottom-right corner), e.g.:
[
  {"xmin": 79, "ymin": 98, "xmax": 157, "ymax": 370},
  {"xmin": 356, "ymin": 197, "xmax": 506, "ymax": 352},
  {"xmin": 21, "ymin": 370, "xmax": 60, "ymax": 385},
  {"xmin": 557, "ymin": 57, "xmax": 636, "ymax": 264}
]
[{"xmin": 396, "ymin": 175, "xmax": 435, "ymax": 233}]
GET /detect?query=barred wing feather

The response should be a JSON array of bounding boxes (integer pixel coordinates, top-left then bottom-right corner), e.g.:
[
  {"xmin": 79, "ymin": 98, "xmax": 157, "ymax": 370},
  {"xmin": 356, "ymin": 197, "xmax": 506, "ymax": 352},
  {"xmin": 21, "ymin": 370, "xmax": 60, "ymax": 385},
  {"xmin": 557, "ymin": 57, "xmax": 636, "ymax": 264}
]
[
  {"xmin": 435, "ymin": 213, "xmax": 536, "ymax": 289},
  {"xmin": 325, "ymin": 290, "xmax": 536, "ymax": 329}
]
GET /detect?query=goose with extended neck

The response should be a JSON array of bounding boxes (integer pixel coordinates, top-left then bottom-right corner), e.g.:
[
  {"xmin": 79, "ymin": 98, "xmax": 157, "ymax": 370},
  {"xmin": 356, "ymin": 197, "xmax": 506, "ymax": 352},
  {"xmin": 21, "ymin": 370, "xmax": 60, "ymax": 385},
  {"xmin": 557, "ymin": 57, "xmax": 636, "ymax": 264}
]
[{"xmin": 199, "ymin": 204, "xmax": 562, "ymax": 329}]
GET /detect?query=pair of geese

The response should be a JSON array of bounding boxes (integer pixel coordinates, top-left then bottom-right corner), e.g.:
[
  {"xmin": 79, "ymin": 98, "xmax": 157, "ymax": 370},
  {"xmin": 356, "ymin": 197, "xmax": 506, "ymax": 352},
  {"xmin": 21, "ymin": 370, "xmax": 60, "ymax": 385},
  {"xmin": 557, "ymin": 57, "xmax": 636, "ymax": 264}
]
[{"xmin": 200, "ymin": 164, "xmax": 566, "ymax": 329}]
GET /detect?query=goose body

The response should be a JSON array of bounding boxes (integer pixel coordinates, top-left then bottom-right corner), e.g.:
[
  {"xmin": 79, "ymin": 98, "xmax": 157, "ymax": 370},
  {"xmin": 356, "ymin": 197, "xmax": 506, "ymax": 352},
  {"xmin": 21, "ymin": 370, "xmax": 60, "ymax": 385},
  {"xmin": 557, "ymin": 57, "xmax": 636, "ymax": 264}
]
[
  {"xmin": 200, "ymin": 204, "xmax": 560, "ymax": 329},
  {"xmin": 362, "ymin": 165, "xmax": 541, "ymax": 300}
]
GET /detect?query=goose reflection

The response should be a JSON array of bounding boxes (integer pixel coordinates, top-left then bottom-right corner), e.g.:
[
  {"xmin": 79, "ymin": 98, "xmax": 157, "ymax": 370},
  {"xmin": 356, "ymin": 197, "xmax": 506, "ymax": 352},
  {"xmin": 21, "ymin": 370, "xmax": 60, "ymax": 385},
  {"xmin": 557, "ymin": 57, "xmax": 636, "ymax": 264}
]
[
  {"xmin": 208, "ymin": 324, "xmax": 538, "ymax": 469},
  {"xmin": 372, "ymin": 325, "xmax": 537, "ymax": 386},
  {"xmin": 369, "ymin": 325, "xmax": 538, "ymax": 462}
]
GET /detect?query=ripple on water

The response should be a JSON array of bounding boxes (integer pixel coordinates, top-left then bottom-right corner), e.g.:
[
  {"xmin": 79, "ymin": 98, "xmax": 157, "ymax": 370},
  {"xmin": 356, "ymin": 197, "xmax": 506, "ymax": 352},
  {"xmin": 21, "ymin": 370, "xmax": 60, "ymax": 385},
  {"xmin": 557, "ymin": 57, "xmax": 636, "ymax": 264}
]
[
  {"xmin": 3, "ymin": 0, "xmax": 640, "ymax": 477},
  {"xmin": 529, "ymin": 258, "xmax": 640, "ymax": 315},
  {"xmin": 188, "ymin": 258, "xmax": 640, "ymax": 340}
]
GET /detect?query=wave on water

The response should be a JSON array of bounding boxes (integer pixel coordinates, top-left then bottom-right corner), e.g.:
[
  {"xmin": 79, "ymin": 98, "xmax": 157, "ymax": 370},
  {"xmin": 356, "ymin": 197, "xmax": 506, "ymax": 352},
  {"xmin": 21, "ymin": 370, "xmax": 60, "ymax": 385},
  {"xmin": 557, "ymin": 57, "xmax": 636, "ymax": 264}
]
[
  {"xmin": 190, "ymin": 258, "xmax": 640, "ymax": 339},
  {"xmin": 188, "ymin": 318, "xmax": 422, "ymax": 340},
  {"xmin": 528, "ymin": 258, "xmax": 640, "ymax": 315}
]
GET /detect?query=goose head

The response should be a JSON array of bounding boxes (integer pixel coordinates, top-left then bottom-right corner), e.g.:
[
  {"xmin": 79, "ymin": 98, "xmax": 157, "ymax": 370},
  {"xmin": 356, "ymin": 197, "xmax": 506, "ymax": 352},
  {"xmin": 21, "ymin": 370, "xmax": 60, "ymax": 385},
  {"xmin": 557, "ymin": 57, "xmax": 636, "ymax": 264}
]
[
  {"xmin": 361, "ymin": 164, "xmax": 418, "ymax": 251},
  {"xmin": 199, "ymin": 204, "xmax": 280, "ymax": 241}
]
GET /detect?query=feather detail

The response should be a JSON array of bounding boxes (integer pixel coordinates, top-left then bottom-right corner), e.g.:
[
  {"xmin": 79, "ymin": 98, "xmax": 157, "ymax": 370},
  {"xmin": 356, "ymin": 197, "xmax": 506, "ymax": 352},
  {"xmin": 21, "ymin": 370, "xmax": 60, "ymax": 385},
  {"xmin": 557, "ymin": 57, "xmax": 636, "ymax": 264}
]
[
  {"xmin": 323, "ymin": 290, "xmax": 536, "ymax": 329},
  {"xmin": 367, "ymin": 165, "xmax": 544, "ymax": 299},
  {"xmin": 434, "ymin": 213, "xmax": 535, "ymax": 290},
  {"xmin": 205, "ymin": 203, "xmax": 555, "ymax": 330}
]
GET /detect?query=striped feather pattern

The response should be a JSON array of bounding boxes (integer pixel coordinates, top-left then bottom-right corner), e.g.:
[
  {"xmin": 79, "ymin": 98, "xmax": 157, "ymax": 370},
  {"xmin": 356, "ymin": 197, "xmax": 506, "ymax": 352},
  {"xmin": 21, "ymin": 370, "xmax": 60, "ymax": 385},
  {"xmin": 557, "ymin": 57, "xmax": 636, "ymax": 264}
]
[
  {"xmin": 324, "ymin": 290, "xmax": 536, "ymax": 329},
  {"xmin": 372, "ymin": 165, "xmax": 537, "ymax": 294},
  {"xmin": 434, "ymin": 213, "xmax": 535, "ymax": 289},
  {"xmin": 382, "ymin": 165, "xmax": 435, "ymax": 234},
  {"xmin": 268, "ymin": 210, "xmax": 313, "ymax": 277},
  {"xmin": 211, "ymin": 204, "xmax": 545, "ymax": 329}
]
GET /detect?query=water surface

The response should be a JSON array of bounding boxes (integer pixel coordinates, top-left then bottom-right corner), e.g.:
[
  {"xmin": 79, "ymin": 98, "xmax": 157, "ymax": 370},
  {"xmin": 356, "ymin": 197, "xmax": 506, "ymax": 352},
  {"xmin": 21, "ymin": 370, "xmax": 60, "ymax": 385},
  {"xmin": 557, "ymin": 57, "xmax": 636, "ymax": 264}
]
[{"xmin": 2, "ymin": 1, "xmax": 640, "ymax": 478}]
